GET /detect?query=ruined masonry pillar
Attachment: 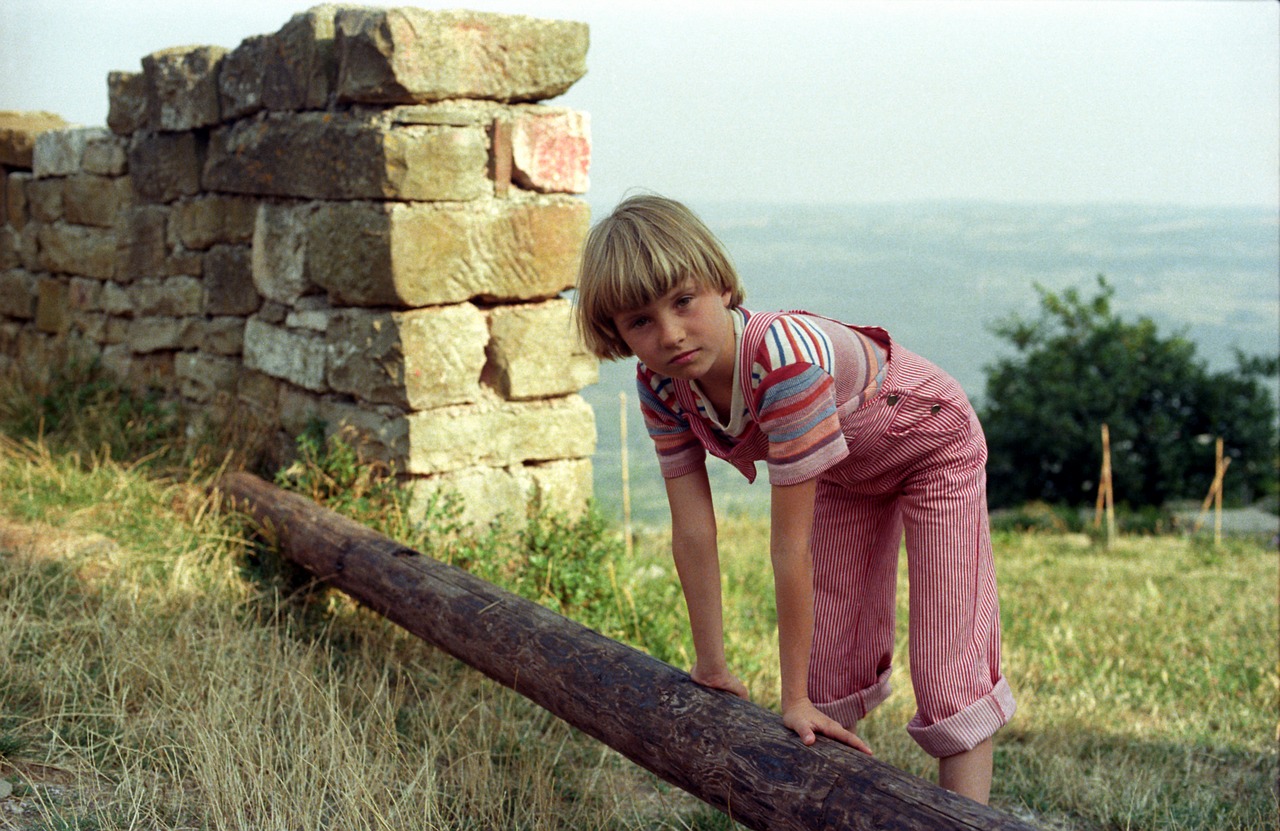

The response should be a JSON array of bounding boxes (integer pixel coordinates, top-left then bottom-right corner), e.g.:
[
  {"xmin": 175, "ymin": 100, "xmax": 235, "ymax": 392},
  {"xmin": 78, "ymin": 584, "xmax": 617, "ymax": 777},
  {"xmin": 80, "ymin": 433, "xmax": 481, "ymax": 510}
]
[{"xmin": 0, "ymin": 6, "xmax": 598, "ymax": 525}]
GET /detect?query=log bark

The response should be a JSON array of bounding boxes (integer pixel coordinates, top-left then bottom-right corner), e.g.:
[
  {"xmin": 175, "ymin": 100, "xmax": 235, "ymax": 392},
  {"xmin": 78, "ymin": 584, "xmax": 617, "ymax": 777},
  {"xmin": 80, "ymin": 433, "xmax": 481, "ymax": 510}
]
[{"xmin": 216, "ymin": 471, "xmax": 1038, "ymax": 831}]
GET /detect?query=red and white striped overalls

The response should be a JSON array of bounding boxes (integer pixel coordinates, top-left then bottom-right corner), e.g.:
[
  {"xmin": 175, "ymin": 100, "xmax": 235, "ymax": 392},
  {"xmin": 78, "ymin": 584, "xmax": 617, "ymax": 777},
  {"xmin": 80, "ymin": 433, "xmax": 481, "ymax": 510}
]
[{"xmin": 671, "ymin": 310, "xmax": 1015, "ymax": 758}]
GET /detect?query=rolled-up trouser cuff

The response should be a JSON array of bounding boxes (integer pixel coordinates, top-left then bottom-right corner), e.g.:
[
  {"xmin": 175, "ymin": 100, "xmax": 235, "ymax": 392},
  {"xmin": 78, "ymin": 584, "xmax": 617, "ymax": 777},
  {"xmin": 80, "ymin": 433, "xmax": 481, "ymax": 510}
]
[
  {"xmin": 907, "ymin": 676, "xmax": 1017, "ymax": 759},
  {"xmin": 812, "ymin": 667, "xmax": 893, "ymax": 730}
]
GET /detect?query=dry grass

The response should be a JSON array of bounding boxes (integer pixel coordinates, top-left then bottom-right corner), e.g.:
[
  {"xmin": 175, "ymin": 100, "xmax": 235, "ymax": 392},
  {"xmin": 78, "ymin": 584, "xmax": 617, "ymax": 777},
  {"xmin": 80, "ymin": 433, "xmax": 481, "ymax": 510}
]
[{"xmin": 0, "ymin": 434, "xmax": 719, "ymax": 830}]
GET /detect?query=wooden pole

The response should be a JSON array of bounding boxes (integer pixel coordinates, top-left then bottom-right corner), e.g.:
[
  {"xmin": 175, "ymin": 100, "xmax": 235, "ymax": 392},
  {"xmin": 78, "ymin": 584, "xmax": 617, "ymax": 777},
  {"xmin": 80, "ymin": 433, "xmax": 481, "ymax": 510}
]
[
  {"xmin": 1094, "ymin": 424, "xmax": 1115, "ymax": 545},
  {"xmin": 1213, "ymin": 438, "xmax": 1224, "ymax": 546},
  {"xmin": 1192, "ymin": 438, "xmax": 1231, "ymax": 542},
  {"xmin": 215, "ymin": 472, "xmax": 1036, "ymax": 831},
  {"xmin": 620, "ymin": 391, "xmax": 633, "ymax": 560}
]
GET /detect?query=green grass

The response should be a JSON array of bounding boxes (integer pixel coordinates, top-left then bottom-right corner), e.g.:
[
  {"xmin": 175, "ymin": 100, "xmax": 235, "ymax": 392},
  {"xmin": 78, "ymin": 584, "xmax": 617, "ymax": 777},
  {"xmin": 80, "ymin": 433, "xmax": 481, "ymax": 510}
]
[{"xmin": 0, "ymin": 364, "xmax": 1275, "ymax": 829}]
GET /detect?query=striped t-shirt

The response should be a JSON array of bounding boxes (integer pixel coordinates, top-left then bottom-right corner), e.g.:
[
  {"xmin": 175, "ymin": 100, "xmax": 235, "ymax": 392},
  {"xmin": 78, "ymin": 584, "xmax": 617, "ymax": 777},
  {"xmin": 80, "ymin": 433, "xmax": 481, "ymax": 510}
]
[{"xmin": 637, "ymin": 308, "xmax": 888, "ymax": 485}]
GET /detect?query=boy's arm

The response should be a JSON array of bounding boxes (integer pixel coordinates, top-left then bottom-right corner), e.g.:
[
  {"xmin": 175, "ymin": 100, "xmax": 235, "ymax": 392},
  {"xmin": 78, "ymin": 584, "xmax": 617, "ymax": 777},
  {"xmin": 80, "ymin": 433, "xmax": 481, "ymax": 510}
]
[
  {"xmin": 771, "ymin": 478, "xmax": 872, "ymax": 753},
  {"xmin": 665, "ymin": 468, "xmax": 747, "ymax": 698}
]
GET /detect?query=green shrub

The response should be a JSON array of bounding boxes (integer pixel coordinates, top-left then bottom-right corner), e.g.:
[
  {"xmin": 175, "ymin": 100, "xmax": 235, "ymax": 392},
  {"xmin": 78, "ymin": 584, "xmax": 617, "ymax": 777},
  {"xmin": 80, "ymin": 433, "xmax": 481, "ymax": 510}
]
[{"xmin": 990, "ymin": 501, "xmax": 1084, "ymax": 534}]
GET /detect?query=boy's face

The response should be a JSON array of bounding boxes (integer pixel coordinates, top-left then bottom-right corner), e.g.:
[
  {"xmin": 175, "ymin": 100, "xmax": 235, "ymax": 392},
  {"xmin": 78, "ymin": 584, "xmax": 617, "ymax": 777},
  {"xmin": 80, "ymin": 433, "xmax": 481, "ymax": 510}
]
[{"xmin": 610, "ymin": 280, "xmax": 736, "ymax": 387}]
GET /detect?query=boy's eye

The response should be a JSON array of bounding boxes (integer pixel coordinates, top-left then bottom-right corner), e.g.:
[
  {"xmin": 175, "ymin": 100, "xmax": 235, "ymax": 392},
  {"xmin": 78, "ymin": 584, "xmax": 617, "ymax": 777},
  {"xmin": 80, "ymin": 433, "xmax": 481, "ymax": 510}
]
[
  {"xmin": 627, "ymin": 316, "xmax": 650, "ymax": 329},
  {"xmin": 675, "ymin": 294, "xmax": 694, "ymax": 308}
]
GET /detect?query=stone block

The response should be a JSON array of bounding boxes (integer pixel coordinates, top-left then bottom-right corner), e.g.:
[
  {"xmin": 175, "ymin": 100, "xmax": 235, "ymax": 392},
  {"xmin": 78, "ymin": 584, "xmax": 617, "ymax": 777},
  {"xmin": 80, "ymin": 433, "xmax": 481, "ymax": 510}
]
[
  {"xmin": 511, "ymin": 107, "xmax": 590, "ymax": 194},
  {"xmin": 101, "ymin": 282, "xmax": 132, "ymax": 316},
  {"xmin": 128, "ymin": 131, "xmax": 202, "ymax": 203},
  {"xmin": 203, "ymin": 244, "xmax": 259, "ymax": 315},
  {"xmin": 192, "ymin": 316, "xmax": 246, "ymax": 355},
  {"xmin": 252, "ymin": 201, "xmax": 315, "ymax": 304},
  {"xmin": 0, "ymin": 227, "xmax": 17, "ymax": 270},
  {"xmin": 486, "ymin": 298, "xmax": 597, "ymax": 400},
  {"xmin": 275, "ymin": 382, "xmax": 321, "ymax": 437},
  {"xmin": 490, "ymin": 117, "xmax": 513, "ymax": 197},
  {"xmin": 38, "ymin": 223, "xmax": 116, "ymax": 279},
  {"xmin": 408, "ymin": 456, "xmax": 592, "ymax": 525},
  {"xmin": 218, "ymin": 34, "xmax": 270, "ymax": 120},
  {"xmin": 0, "ymin": 111, "xmax": 69, "ymax": 168},
  {"xmin": 34, "ymin": 127, "xmax": 111, "ymax": 178},
  {"xmin": 16, "ymin": 224, "xmax": 39, "ymax": 271},
  {"xmin": 315, "ymin": 397, "xmax": 409, "ymax": 468},
  {"xmin": 100, "ymin": 342, "xmax": 176, "ymax": 389},
  {"xmin": 0, "ymin": 270, "xmax": 37, "ymax": 319},
  {"xmin": 172, "ymin": 195, "xmax": 257, "ymax": 250},
  {"xmin": 176, "ymin": 351, "xmax": 241, "ymax": 403},
  {"xmin": 114, "ymin": 205, "xmax": 168, "ymax": 282},
  {"xmin": 0, "ymin": 319, "xmax": 17, "ymax": 353},
  {"xmin": 103, "ymin": 316, "xmax": 130, "ymax": 344},
  {"xmin": 334, "ymin": 8, "xmax": 588, "ymax": 104},
  {"xmin": 26, "ymin": 177, "xmax": 63, "ymax": 222},
  {"xmin": 129, "ymin": 316, "xmax": 196, "ymax": 353},
  {"xmin": 326, "ymin": 304, "xmax": 488, "ymax": 410},
  {"xmin": 257, "ymin": 300, "xmax": 289, "ymax": 325},
  {"xmin": 16, "ymin": 327, "xmax": 97, "ymax": 386},
  {"xmin": 243, "ymin": 316, "xmax": 327, "ymax": 391},
  {"xmin": 142, "ymin": 45, "xmax": 227, "ymax": 131},
  {"xmin": 262, "ymin": 6, "xmax": 339, "ymax": 111},
  {"xmin": 307, "ymin": 196, "xmax": 588, "ymax": 307},
  {"xmin": 13, "ymin": 328, "xmax": 51, "ymax": 385},
  {"xmin": 405, "ymin": 393, "xmax": 595, "ymax": 476},
  {"xmin": 74, "ymin": 312, "xmax": 108, "ymax": 344},
  {"xmin": 82, "ymin": 134, "xmax": 129, "ymax": 176},
  {"xmin": 284, "ymin": 295, "xmax": 332, "ymax": 332},
  {"xmin": 108, "ymin": 72, "xmax": 149, "ymax": 136},
  {"xmin": 35, "ymin": 277, "xmax": 70, "ymax": 334},
  {"xmin": 68, "ymin": 277, "xmax": 103, "ymax": 312},
  {"xmin": 204, "ymin": 112, "xmax": 488, "ymax": 201},
  {"xmin": 236, "ymin": 369, "xmax": 283, "ymax": 420},
  {"xmin": 128, "ymin": 276, "xmax": 204, "ymax": 317},
  {"xmin": 5, "ymin": 172, "xmax": 29, "ymax": 229},
  {"xmin": 63, "ymin": 174, "xmax": 134, "ymax": 228}
]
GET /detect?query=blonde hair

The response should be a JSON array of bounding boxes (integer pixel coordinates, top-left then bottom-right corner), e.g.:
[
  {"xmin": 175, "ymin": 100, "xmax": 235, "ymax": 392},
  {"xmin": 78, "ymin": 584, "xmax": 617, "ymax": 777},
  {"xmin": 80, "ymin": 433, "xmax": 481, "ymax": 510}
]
[{"xmin": 574, "ymin": 194, "xmax": 745, "ymax": 360}]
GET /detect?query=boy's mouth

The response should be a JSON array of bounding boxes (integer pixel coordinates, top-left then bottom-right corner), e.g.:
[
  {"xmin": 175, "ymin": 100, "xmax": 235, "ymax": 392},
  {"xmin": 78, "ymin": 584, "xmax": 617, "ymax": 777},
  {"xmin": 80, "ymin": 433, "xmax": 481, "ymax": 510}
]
[{"xmin": 670, "ymin": 349, "xmax": 699, "ymax": 367}]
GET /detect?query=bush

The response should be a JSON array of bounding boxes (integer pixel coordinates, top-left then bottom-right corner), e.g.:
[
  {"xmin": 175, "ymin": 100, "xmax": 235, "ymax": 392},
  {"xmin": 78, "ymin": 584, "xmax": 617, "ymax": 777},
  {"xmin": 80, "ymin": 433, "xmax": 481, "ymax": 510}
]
[{"xmin": 982, "ymin": 276, "xmax": 1278, "ymax": 509}]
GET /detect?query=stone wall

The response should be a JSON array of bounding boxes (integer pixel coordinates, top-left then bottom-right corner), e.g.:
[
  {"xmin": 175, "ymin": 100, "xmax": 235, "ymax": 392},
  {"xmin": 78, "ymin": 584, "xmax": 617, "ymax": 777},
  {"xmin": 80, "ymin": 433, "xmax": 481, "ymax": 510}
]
[{"xmin": 0, "ymin": 5, "xmax": 599, "ymax": 524}]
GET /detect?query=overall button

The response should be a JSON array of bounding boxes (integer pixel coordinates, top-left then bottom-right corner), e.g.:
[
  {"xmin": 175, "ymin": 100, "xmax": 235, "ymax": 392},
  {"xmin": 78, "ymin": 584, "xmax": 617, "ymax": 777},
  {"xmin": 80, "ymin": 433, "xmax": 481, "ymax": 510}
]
[
  {"xmin": 886, "ymin": 394, "xmax": 899, "ymax": 405},
  {"xmin": 930, "ymin": 404, "xmax": 942, "ymax": 415}
]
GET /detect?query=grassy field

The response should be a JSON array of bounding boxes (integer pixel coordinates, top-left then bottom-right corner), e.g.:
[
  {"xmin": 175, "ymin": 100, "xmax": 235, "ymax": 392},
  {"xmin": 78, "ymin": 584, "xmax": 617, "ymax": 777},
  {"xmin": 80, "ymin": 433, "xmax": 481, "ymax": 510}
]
[{"xmin": 0, "ymin": 368, "xmax": 1276, "ymax": 830}]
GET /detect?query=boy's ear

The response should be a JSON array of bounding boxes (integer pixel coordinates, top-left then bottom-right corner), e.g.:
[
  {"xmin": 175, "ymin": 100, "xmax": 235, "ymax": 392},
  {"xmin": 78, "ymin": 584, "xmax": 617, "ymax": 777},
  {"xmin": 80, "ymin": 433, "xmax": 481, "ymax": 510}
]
[{"xmin": 720, "ymin": 288, "xmax": 732, "ymax": 307}]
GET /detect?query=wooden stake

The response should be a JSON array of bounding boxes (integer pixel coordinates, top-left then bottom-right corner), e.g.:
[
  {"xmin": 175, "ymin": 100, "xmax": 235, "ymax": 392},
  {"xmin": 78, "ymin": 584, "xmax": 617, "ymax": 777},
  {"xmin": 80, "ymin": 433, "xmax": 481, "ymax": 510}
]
[
  {"xmin": 1192, "ymin": 438, "xmax": 1231, "ymax": 543},
  {"xmin": 1094, "ymin": 424, "xmax": 1116, "ymax": 545},
  {"xmin": 619, "ymin": 392, "xmax": 633, "ymax": 560},
  {"xmin": 1214, "ymin": 437, "xmax": 1224, "ymax": 546}
]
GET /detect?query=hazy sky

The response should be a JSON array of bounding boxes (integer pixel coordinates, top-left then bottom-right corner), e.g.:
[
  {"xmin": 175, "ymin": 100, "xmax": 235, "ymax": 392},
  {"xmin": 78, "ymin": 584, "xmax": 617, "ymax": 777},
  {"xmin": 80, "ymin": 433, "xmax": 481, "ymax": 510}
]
[{"xmin": 2, "ymin": 0, "xmax": 1277, "ymax": 210}]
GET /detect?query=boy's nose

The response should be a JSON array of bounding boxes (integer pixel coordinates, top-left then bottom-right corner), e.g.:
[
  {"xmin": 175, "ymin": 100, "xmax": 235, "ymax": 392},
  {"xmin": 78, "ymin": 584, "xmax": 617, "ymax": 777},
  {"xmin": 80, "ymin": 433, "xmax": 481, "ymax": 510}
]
[{"xmin": 658, "ymin": 317, "xmax": 684, "ymax": 346}]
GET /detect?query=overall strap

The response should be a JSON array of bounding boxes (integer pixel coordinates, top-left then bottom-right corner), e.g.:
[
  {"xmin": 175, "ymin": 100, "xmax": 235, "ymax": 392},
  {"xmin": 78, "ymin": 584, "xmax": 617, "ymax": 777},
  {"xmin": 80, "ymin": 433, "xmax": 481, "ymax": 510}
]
[{"xmin": 737, "ymin": 309, "xmax": 783, "ymax": 422}]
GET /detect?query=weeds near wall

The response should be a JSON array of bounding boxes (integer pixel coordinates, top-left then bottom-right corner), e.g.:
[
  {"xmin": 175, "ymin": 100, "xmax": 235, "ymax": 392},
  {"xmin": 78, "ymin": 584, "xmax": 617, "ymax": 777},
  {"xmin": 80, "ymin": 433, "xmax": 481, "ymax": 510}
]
[
  {"xmin": 267, "ymin": 421, "xmax": 687, "ymax": 665},
  {"xmin": 0, "ymin": 360, "xmax": 180, "ymax": 465}
]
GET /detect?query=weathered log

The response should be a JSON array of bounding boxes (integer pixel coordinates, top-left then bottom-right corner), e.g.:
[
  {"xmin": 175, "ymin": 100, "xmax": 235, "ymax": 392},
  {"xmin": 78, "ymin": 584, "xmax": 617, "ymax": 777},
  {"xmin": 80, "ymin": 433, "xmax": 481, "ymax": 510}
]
[{"xmin": 216, "ymin": 471, "xmax": 1037, "ymax": 831}]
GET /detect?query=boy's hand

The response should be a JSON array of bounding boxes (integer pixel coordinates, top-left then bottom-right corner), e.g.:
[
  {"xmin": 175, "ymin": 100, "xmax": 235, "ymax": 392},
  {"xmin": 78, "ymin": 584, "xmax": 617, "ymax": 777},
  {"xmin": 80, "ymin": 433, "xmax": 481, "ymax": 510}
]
[
  {"xmin": 690, "ymin": 664, "xmax": 750, "ymax": 700},
  {"xmin": 782, "ymin": 699, "xmax": 873, "ymax": 755}
]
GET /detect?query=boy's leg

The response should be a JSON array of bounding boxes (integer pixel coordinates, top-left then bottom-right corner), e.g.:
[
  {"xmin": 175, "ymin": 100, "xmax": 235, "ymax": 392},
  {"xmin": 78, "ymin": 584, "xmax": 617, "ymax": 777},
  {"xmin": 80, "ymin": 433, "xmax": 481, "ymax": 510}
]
[
  {"xmin": 939, "ymin": 738, "xmax": 993, "ymax": 803},
  {"xmin": 899, "ymin": 454, "xmax": 1012, "ymax": 801},
  {"xmin": 806, "ymin": 481, "xmax": 902, "ymax": 728}
]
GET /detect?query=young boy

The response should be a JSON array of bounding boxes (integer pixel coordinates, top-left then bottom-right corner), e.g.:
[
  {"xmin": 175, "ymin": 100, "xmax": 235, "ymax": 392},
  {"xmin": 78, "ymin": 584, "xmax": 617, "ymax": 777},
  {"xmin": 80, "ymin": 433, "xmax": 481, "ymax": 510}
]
[{"xmin": 574, "ymin": 195, "xmax": 1014, "ymax": 803}]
